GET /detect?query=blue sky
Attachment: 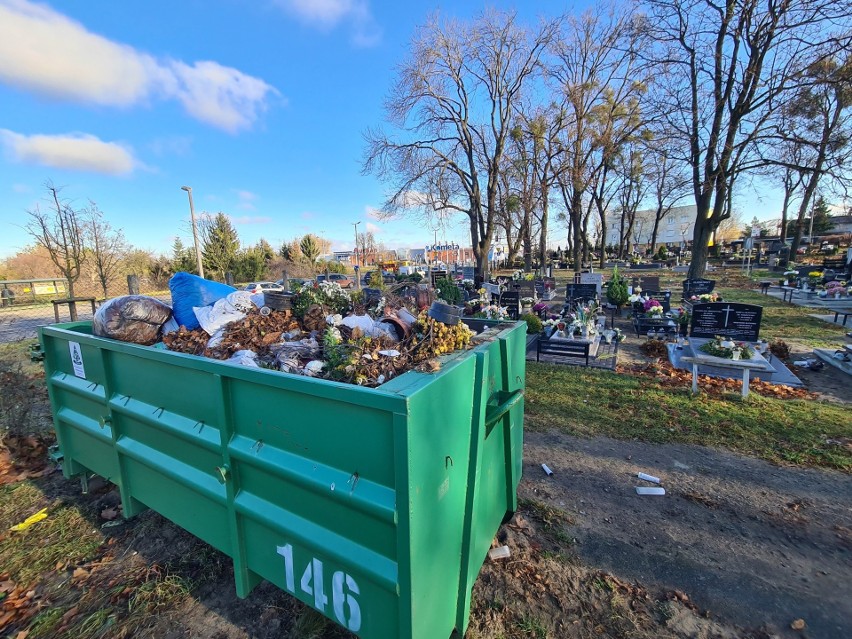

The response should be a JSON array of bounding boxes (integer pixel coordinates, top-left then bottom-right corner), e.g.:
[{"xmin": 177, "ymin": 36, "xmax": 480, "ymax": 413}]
[{"xmin": 0, "ymin": 0, "xmax": 789, "ymax": 260}]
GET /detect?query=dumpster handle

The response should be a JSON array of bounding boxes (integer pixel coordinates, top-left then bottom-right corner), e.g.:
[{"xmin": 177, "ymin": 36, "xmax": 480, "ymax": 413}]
[
  {"xmin": 98, "ymin": 416, "xmax": 111, "ymax": 429},
  {"xmin": 484, "ymin": 389, "xmax": 523, "ymax": 435}
]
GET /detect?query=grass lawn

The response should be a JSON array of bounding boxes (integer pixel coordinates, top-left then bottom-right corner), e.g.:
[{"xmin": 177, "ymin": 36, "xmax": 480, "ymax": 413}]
[{"xmin": 526, "ymin": 363, "xmax": 852, "ymax": 472}]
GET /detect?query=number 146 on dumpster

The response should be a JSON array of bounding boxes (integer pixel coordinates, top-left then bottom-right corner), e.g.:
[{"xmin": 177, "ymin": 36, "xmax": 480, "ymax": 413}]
[{"xmin": 276, "ymin": 544, "xmax": 362, "ymax": 632}]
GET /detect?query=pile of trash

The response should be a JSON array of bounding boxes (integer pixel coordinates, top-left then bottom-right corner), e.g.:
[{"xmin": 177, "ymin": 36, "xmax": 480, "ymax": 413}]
[{"xmin": 92, "ymin": 273, "xmax": 478, "ymax": 387}]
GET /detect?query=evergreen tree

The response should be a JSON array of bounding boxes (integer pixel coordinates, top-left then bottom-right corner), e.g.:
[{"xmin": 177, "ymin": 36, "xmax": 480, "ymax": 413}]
[{"xmin": 200, "ymin": 212, "xmax": 240, "ymax": 280}]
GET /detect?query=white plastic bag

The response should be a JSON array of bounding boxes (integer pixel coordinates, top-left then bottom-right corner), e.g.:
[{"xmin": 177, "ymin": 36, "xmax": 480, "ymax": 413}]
[{"xmin": 193, "ymin": 291, "xmax": 257, "ymax": 335}]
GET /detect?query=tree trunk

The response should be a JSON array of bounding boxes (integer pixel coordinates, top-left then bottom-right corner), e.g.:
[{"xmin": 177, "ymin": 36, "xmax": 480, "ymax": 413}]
[
  {"xmin": 538, "ymin": 183, "xmax": 550, "ymax": 271},
  {"xmin": 687, "ymin": 217, "xmax": 714, "ymax": 279},
  {"xmin": 649, "ymin": 205, "xmax": 663, "ymax": 256},
  {"xmin": 779, "ymin": 181, "xmax": 792, "ymax": 245}
]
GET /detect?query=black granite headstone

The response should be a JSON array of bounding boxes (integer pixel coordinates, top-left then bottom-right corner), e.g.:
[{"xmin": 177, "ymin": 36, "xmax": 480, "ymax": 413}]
[
  {"xmin": 500, "ymin": 291, "xmax": 520, "ymax": 320},
  {"xmin": 644, "ymin": 290, "xmax": 672, "ymax": 313},
  {"xmin": 689, "ymin": 302, "xmax": 762, "ymax": 341},
  {"xmin": 511, "ymin": 281, "xmax": 536, "ymax": 298},
  {"xmin": 566, "ymin": 283, "xmax": 598, "ymax": 303},
  {"xmin": 682, "ymin": 278, "xmax": 716, "ymax": 295},
  {"xmin": 632, "ymin": 276, "xmax": 661, "ymax": 291},
  {"xmin": 430, "ymin": 270, "xmax": 448, "ymax": 286}
]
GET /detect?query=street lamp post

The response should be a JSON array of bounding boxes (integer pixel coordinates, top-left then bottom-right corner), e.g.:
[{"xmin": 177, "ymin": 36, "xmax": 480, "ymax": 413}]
[{"xmin": 180, "ymin": 186, "xmax": 205, "ymax": 279}]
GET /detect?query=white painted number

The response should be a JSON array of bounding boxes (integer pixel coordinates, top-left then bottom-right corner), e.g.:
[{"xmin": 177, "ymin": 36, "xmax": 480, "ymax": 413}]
[
  {"xmin": 301, "ymin": 558, "xmax": 328, "ymax": 612},
  {"xmin": 332, "ymin": 570, "xmax": 362, "ymax": 632},
  {"xmin": 276, "ymin": 544, "xmax": 362, "ymax": 632},
  {"xmin": 276, "ymin": 544, "xmax": 295, "ymax": 592}
]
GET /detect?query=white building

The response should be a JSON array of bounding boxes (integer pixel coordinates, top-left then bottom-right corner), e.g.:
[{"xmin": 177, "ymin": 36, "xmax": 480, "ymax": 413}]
[{"xmin": 604, "ymin": 204, "xmax": 696, "ymax": 250}]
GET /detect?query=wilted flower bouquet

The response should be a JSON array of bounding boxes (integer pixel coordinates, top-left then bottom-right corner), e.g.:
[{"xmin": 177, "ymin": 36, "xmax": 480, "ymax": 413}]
[
  {"xmin": 690, "ymin": 292, "xmax": 720, "ymax": 303},
  {"xmin": 699, "ymin": 336, "xmax": 754, "ymax": 360}
]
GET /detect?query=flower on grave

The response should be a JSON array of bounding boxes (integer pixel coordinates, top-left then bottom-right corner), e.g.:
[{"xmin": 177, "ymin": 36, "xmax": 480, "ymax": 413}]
[
  {"xmin": 612, "ymin": 328, "xmax": 626, "ymax": 343},
  {"xmin": 628, "ymin": 293, "xmax": 643, "ymax": 303},
  {"xmin": 521, "ymin": 297, "xmax": 535, "ymax": 305},
  {"xmin": 808, "ymin": 271, "xmax": 824, "ymax": 278},
  {"xmin": 533, "ymin": 301, "xmax": 549, "ymax": 313},
  {"xmin": 674, "ymin": 307, "xmax": 690, "ymax": 324},
  {"xmin": 643, "ymin": 299, "xmax": 662, "ymax": 312}
]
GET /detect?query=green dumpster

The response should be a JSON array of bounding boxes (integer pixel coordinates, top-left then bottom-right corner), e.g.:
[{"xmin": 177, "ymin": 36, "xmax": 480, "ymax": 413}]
[{"xmin": 39, "ymin": 318, "xmax": 526, "ymax": 639}]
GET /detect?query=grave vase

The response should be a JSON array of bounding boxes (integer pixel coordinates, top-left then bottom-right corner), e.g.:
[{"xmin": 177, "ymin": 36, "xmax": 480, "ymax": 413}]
[{"xmin": 732, "ymin": 349, "xmax": 741, "ymax": 361}]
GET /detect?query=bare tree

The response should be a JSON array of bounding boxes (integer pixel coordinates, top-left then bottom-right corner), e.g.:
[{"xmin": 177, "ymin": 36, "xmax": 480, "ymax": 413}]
[
  {"xmin": 783, "ymin": 54, "xmax": 852, "ymax": 254},
  {"xmin": 644, "ymin": 140, "xmax": 691, "ymax": 254},
  {"xmin": 364, "ymin": 10, "xmax": 558, "ymax": 280},
  {"xmin": 86, "ymin": 201, "xmax": 128, "ymax": 297},
  {"xmin": 644, "ymin": 0, "xmax": 851, "ymax": 278},
  {"xmin": 551, "ymin": 5, "xmax": 650, "ymax": 271},
  {"xmin": 25, "ymin": 182, "xmax": 86, "ymax": 302}
]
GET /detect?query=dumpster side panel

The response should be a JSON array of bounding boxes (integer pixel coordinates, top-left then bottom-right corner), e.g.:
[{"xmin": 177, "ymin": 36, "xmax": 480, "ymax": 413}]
[
  {"xmin": 400, "ymin": 355, "xmax": 478, "ymax": 639},
  {"xmin": 39, "ymin": 321, "xmax": 526, "ymax": 639},
  {"xmin": 456, "ymin": 323, "xmax": 526, "ymax": 630}
]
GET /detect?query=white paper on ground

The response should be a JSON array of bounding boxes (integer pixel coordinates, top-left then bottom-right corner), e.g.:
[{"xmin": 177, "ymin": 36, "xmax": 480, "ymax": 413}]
[
  {"xmin": 488, "ymin": 546, "xmax": 511, "ymax": 560},
  {"xmin": 541, "ymin": 463, "xmax": 554, "ymax": 476},
  {"xmin": 635, "ymin": 486, "xmax": 666, "ymax": 496},
  {"xmin": 637, "ymin": 472, "xmax": 661, "ymax": 484}
]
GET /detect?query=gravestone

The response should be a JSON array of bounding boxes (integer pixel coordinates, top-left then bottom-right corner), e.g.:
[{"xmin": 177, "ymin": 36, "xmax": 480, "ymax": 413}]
[
  {"xmin": 430, "ymin": 270, "xmax": 448, "ymax": 286},
  {"xmin": 500, "ymin": 291, "xmax": 520, "ymax": 320},
  {"xmin": 644, "ymin": 290, "xmax": 672, "ymax": 313},
  {"xmin": 579, "ymin": 273, "xmax": 603, "ymax": 294},
  {"xmin": 689, "ymin": 302, "xmax": 762, "ymax": 341},
  {"xmin": 461, "ymin": 266, "xmax": 476, "ymax": 281},
  {"xmin": 566, "ymin": 283, "xmax": 598, "ymax": 304},
  {"xmin": 632, "ymin": 276, "xmax": 661, "ymax": 291},
  {"xmin": 511, "ymin": 281, "xmax": 536, "ymax": 298},
  {"xmin": 682, "ymin": 278, "xmax": 716, "ymax": 295},
  {"xmin": 483, "ymin": 282, "xmax": 501, "ymax": 298}
]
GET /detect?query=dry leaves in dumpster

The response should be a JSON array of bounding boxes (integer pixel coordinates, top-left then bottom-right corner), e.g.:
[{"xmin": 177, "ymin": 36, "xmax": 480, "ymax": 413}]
[
  {"xmin": 617, "ymin": 361, "xmax": 818, "ymax": 400},
  {"xmin": 163, "ymin": 302, "xmax": 476, "ymax": 388}
]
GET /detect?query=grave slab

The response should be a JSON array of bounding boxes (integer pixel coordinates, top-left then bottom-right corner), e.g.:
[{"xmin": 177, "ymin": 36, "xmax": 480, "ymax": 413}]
[{"xmin": 668, "ymin": 340, "xmax": 803, "ymax": 387}]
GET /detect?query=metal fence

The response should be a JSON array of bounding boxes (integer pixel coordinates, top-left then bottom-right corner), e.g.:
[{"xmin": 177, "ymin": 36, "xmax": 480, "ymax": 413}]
[{"xmin": 0, "ymin": 275, "xmax": 168, "ymax": 344}]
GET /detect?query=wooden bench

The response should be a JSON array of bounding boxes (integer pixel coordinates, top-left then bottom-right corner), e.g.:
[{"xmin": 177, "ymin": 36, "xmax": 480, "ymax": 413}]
[
  {"xmin": 51, "ymin": 297, "xmax": 97, "ymax": 323},
  {"xmin": 832, "ymin": 308, "xmax": 852, "ymax": 326},
  {"xmin": 537, "ymin": 336, "xmax": 591, "ymax": 365}
]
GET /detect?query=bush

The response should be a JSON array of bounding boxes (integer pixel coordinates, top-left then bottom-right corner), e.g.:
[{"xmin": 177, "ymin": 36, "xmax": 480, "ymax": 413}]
[
  {"xmin": 606, "ymin": 266, "xmax": 629, "ymax": 306},
  {"xmin": 520, "ymin": 313, "xmax": 542, "ymax": 334},
  {"xmin": 435, "ymin": 277, "xmax": 462, "ymax": 305},
  {"xmin": 368, "ymin": 271, "xmax": 384, "ymax": 289}
]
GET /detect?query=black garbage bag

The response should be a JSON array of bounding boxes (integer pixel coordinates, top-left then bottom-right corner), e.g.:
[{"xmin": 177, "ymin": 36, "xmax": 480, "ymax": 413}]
[{"xmin": 93, "ymin": 295, "xmax": 173, "ymax": 345}]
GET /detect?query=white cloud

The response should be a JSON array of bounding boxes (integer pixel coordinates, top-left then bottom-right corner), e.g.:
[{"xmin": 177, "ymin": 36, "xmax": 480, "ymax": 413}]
[
  {"xmin": 275, "ymin": 0, "xmax": 381, "ymax": 46},
  {"xmin": 366, "ymin": 222, "xmax": 382, "ymax": 234},
  {"xmin": 1, "ymin": 129, "xmax": 137, "ymax": 175},
  {"xmin": 232, "ymin": 215, "xmax": 272, "ymax": 225},
  {"xmin": 0, "ymin": 0, "xmax": 278, "ymax": 132},
  {"xmin": 234, "ymin": 189, "xmax": 258, "ymax": 211},
  {"xmin": 12, "ymin": 183, "xmax": 32, "ymax": 193}
]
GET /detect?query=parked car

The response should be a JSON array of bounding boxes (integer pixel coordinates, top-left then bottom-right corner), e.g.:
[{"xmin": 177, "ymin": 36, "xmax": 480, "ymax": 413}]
[
  {"xmin": 243, "ymin": 281, "xmax": 285, "ymax": 294},
  {"xmin": 276, "ymin": 277, "xmax": 310, "ymax": 290},
  {"xmin": 315, "ymin": 273, "xmax": 354, "ymax": 288}
]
